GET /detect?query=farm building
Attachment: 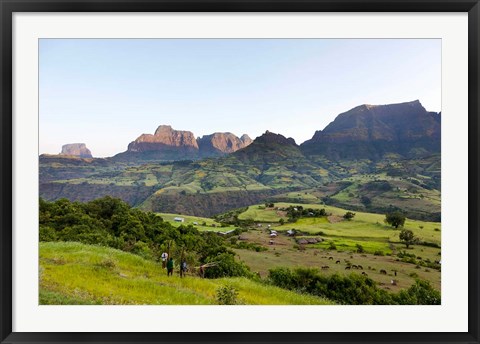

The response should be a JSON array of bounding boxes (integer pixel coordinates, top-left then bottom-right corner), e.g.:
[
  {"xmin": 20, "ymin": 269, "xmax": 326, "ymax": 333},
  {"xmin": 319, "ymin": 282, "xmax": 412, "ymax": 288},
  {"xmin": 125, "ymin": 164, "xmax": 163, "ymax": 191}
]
[
  {"xmin": 217, "ymin": 229, "xmax": 236, "ymax": 236},
  {"xmin": 173, "ymin": 217, "xmax": 185, "ymax": 223}
]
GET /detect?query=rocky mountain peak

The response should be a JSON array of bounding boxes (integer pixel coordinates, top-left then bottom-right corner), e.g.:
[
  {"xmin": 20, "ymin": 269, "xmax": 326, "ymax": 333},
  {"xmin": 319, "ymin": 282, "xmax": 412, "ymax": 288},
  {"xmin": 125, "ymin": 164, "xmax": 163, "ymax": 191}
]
[
  {"xmin": 60, "ymin": 143, "xmax": 92, "ymax": 158},
  {"xmin": 255, "ymin": 131, "xmax": 297, "ymax": 146},
  {"xmin": 154, "ymin": 125, "xmax": 174, "ymax": 135},
  {"xmin": 240, "ymin": 134, "xmax": 253, "ymax": 145},
  {"xmin": 128, "ymin": 125, "xmax": 198, "ymax": 153}
]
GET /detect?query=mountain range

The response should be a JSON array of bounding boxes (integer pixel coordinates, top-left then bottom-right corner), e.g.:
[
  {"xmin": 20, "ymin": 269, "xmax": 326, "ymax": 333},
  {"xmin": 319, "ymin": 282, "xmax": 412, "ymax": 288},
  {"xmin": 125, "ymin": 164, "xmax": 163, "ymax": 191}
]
[
  {"xmin": 111, "ymin": 125, "xmax": 252, "ymax": 162},
  {"xmin": 51, "ymin": 100, "xmax": 440, "ymax": 162},
  {"xmin": 39, "ymin": 100, "xmax": 441, "ymax": 220}
]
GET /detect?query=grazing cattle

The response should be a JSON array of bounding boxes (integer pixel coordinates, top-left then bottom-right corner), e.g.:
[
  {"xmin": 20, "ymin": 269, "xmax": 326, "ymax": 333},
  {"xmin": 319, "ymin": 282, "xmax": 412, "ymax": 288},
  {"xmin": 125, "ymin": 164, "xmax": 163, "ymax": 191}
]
[
  {"xmin": 352, "ymin": 265, "xmax": 358, "ymax": 269},
  {"xmin": 357, "ymin": 265, "xmax": 363, "ymax": 270},
  {"xmin": 345, "ymin": 266, "xmax": 351, "ymax": 270},
  {"xmin": 390, "ymin": 279, "xmax": 397, "ymax": 286},
  {"xmin": 336, "ymin": 260, "xmax": 340, "ymax": 264},
  {"xmin": 380, "ymin": 269, "xmax": 387, "ymax": 275},
  {"xmin": 328, "ymin": 257, "xmax": 334, "ymax": 260},
  {"xmin": 368, "ymin": 266, "xmax": 372, "ymax": 270},
  {"xmin": 361, "ymin": 272, "xmax": 368, "ymax": 276},
  {"xmin": 321, "ymin": 265, "xmax": 330, "ymax": 270}
]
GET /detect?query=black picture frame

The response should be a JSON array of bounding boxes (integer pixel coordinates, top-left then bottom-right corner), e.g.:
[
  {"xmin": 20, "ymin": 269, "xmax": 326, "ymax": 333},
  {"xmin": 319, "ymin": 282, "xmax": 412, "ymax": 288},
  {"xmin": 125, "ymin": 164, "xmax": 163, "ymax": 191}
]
[{"xmin": 1, "ymin": 1, "xmax": 479, "ymax": 343}]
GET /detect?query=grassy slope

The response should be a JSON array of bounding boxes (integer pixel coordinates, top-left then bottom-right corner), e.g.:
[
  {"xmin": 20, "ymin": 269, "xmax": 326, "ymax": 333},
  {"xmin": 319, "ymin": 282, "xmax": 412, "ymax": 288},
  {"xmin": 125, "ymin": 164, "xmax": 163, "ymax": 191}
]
[{"xmin": 39, "ymin": 242, "xmax": 334, "ymax": 305}]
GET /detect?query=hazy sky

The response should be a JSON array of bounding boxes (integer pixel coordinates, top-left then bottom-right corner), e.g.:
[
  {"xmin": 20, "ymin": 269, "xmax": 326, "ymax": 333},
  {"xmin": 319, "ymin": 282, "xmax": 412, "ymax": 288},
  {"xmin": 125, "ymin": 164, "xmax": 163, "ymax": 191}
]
[{"xmin": 39, "ymin": 39, "xmax": 441, "ymax": 157}]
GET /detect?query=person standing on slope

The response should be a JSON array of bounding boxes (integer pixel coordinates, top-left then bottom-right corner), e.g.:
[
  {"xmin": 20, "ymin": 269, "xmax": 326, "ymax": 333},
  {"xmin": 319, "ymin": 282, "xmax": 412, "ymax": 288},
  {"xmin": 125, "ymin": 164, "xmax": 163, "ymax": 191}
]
[
  {"xmin": 167, "ymin": 257, "xmax": 174, "ymax": 277},
  {"xmin": 161, "ymin": 252, "xmax": 168, "ymax": 269}
]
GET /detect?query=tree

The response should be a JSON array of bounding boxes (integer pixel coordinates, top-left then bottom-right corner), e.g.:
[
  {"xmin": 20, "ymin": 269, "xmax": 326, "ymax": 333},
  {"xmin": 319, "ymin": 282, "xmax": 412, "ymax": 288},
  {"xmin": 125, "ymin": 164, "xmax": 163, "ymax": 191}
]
[
  {"xmin": 385, "ymin": 211, "xmax": 406, "ymax": 228},
  {"xmin": 343, "ymin": 211, "xmax": 356, "ymax": 221},
  {"xmin": 399, "ymin": 229, "xmax": 416, "ymax": 248}
]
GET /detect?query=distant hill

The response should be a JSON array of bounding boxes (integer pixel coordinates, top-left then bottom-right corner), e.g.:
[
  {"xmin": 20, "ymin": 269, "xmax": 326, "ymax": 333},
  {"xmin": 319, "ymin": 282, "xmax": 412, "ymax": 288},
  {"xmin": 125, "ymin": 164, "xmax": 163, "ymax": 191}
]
[
  {"xmin": 233, "ymin": 131, "xmax": 304, "ymax": 164},
  {"xmin": 113, "ymin": 125, "xmax": 252, "ymax": 162},
  {"xmin": 301, "ymin": 100, "xmax": 440, "ymax": 160}
]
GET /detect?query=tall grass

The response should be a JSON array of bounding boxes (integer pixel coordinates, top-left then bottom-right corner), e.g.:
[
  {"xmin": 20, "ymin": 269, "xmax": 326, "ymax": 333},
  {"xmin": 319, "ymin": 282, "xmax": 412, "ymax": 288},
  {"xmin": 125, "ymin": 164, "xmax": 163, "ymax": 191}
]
[{"xmin": 40, "ymin": 242, "xmax": 334, "ymax": 305}]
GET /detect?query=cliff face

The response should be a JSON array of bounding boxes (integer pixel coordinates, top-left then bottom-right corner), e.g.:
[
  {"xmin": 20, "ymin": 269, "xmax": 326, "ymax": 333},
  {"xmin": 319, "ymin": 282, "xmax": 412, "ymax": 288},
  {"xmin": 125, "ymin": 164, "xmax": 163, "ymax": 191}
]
[
  {"xmin": 127, "ymin": 125, "xmax": 199, "ymax": 152},
  {"xmin": 60, "ymin": 143, "xmax": 92, "ymax": 158},
  {"xmin": 114, "ymin": 125, "xmax": 252, "ymax": 162},
  {"xmin": 301, "ymin": 100, "xmax": 441, "ymax": 160},
  {"xmin": 197, "ymin": 132, "xmax": 252, "ymax": 156}
]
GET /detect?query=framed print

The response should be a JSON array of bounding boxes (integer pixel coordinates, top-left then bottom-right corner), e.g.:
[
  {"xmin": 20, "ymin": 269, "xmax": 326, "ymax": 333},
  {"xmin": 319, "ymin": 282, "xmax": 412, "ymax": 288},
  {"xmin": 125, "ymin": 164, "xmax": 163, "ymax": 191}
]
[{"xmin": 1, "ymin": 0, "xmax": 479, "ymax": 343}]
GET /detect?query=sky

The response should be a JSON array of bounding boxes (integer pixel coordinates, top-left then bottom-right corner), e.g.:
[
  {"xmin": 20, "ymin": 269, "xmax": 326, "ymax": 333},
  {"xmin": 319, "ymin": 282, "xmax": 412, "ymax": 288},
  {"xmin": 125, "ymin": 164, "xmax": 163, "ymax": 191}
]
[{"xmin": 39, "ymin": 39, "xmax": 441, "ymax": 158}]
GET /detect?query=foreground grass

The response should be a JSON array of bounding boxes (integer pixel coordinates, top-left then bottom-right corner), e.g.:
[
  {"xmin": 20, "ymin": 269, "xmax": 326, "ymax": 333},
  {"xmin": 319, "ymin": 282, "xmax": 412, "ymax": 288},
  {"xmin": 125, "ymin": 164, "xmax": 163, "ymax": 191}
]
[{"xmin": 39, "ymin": 242, "xmax": 334, "ymax": 305}]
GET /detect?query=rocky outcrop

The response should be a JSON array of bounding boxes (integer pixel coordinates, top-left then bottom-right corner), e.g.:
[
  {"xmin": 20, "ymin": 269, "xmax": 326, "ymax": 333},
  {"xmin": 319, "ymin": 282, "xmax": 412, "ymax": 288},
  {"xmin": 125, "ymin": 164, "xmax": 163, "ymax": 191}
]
[
  {"xmin": 127, "ymin": 125, "xmax": 199, "ymax": 152},
  {"xmin": 197, "ymin": 132, "xmax": 252, "ymax": 156},
  {"xmin": 60, "ymin": 143, "xmax": 92, "ymax": 158}
]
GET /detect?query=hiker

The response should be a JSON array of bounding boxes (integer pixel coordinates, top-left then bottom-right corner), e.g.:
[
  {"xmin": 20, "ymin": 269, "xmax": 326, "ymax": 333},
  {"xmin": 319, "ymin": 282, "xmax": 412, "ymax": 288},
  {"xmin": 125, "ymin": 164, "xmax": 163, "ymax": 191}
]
[
  {"xmin": 180, "ymin": 260, "xmax": 187, "ymax": 278},
  {"xmin": 161, "ymin": 252, "xmax": 168, "ymax": 269},
  {"xmin": 167, "ymin": 257, "xmax": 174, "ymax": 277}
]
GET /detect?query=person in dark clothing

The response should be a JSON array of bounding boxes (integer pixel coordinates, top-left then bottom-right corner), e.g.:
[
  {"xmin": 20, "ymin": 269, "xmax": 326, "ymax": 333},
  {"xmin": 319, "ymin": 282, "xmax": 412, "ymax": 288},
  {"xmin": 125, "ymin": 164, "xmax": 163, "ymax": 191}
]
[
  {"xmin": 167, "ymin": 257, "xmax": 174, "ymax": 276},
  {"xmin": 180, "ymin": 260, "xmax": 187, "ymax": 278}
]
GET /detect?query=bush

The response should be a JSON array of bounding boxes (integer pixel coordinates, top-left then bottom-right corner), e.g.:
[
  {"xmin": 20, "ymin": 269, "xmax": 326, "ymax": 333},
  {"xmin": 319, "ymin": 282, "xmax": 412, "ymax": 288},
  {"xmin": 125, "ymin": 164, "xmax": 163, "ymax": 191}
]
[
  {"xmin": 374, "ymin": 250, "xmax": 385, "ymax": 256},
  {"xmin": 268, "ymin": 267, "xmax": 393, "ymax": 305},
  {"xmin": 204, "ymin": 253, "xmax": 252, "ymax": 279},
  {"xmin": 268, "ymin": 267, "xmax": 440, "ymax": 305},
  {"xmin": 216, "ymin": 284, "xmax": 239, "ymax": 305},
  {"xmin": 39, "ymin": 226, "xmax": 57, "ymax": 241}
]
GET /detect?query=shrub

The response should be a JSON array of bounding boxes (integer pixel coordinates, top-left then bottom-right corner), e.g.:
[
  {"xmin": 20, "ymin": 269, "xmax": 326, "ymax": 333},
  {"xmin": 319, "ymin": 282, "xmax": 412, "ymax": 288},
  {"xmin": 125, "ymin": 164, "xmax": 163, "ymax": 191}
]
[
  {"xmin": 216, "ymin": 285, "xmax": 239, "ymax": 305},
  {"xmin": 374, "ymin": 250, "xmax": 385, "ymax": 256},
  {"xmin": 39, "ymin": 226, "xmax": 57, "ymax": 241},
  {"xmin": 204, "ymin": 253, "xmax": 252, "ymax": 279},
  {"xmin": 356, "ymin": 244, "xmax": 365, "ymax": 253}
]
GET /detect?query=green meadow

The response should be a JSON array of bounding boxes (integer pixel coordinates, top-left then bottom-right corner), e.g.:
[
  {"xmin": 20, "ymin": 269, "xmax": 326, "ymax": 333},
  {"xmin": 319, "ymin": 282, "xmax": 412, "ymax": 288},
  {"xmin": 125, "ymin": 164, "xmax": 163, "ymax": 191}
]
[
  {"xmin": 39, "ymin": 242, "xmax": 334, "ymax": 305},
  {"xmin": 156, "ymin": 213, "xmax": 235, "ymax": 232}
]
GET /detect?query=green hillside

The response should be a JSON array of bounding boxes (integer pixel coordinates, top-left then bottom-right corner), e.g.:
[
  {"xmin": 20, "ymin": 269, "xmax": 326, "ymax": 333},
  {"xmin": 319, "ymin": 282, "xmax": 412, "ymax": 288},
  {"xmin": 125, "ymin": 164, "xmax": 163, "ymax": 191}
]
[{"xmin": 39, "ymin": 242, "xmax": 334, "ymax": 305}]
